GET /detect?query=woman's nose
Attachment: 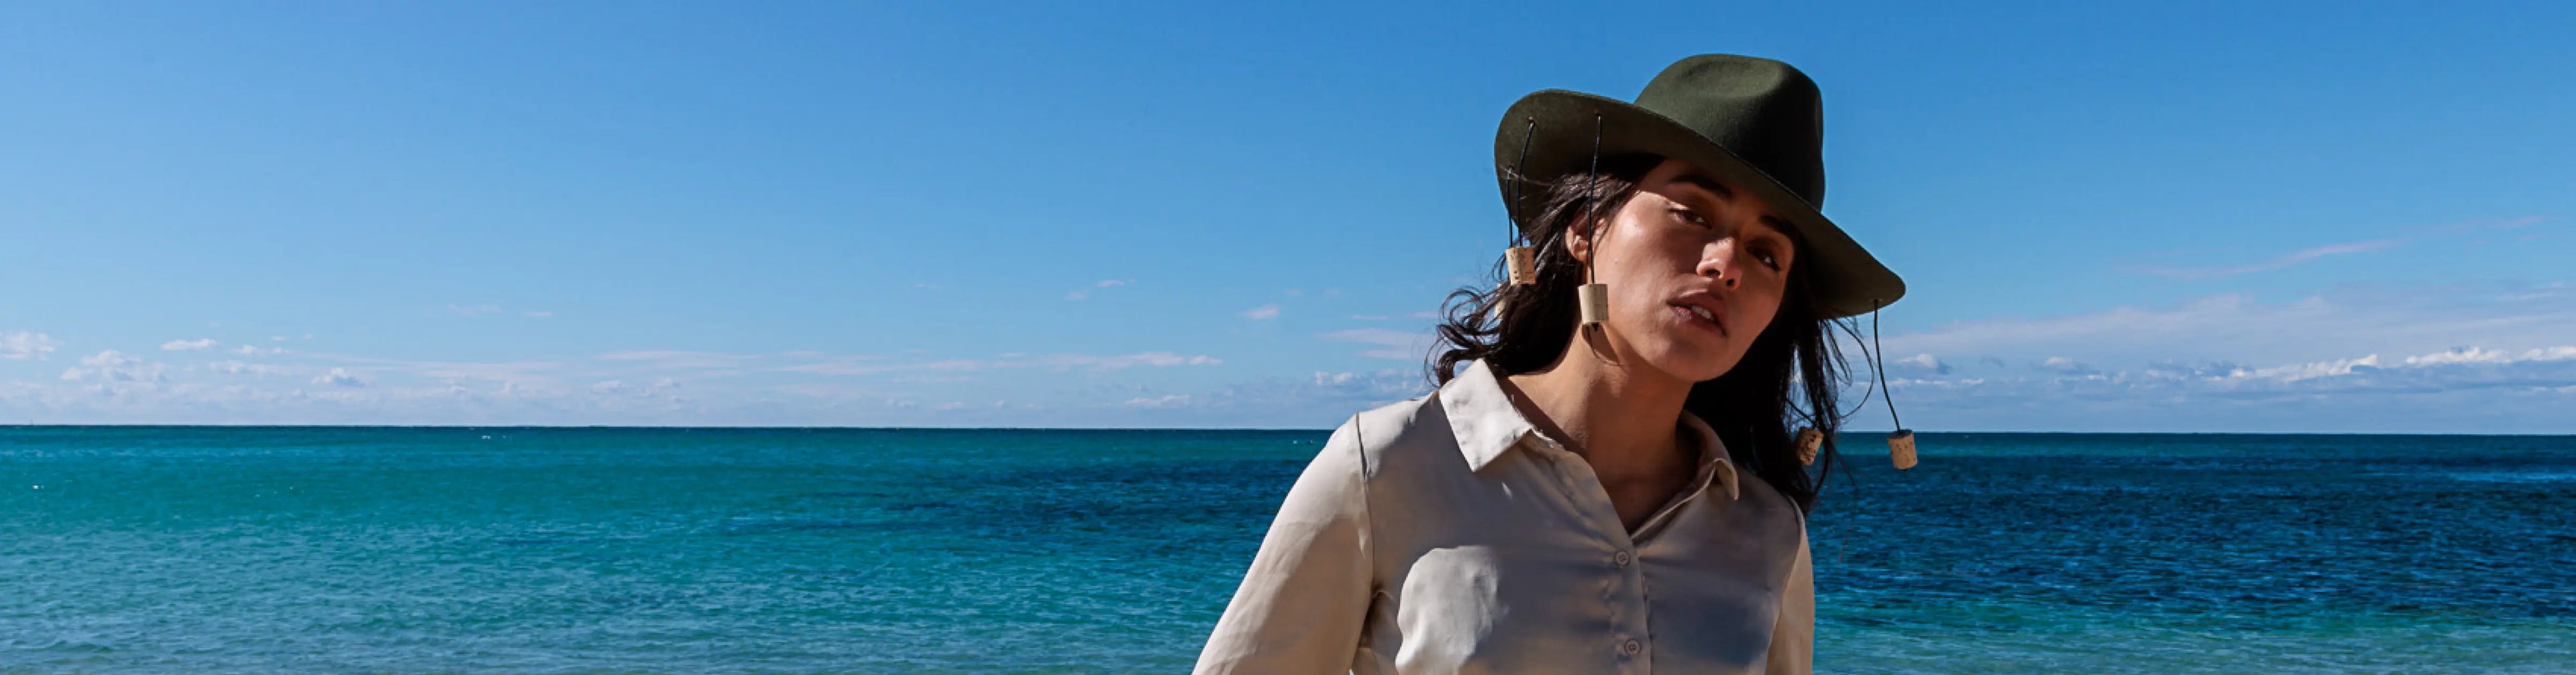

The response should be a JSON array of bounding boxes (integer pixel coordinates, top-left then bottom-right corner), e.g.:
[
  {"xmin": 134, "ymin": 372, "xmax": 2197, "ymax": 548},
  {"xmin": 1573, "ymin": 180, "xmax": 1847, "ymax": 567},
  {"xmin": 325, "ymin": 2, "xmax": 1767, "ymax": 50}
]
[{"xmin": 1699, "ymin": 242, "xmax": 1739, "ymax": 289}]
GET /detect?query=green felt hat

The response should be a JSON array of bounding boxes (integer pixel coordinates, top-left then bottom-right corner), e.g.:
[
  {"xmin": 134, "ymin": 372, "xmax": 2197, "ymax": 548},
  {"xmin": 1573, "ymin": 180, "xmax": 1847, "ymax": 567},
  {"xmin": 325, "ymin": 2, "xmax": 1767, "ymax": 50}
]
[{"xmin": 1497, "ymin": 54, "xmax": 1904, "ymax": 319}]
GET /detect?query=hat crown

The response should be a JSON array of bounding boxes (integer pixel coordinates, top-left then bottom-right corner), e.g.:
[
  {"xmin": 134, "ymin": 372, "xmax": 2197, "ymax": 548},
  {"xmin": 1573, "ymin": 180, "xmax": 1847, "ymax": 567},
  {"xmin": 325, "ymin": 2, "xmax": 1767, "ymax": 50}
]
[
  {"xmin": 1493, "ymin": 54, "xmax": 1903, "ymax": 317},
  {"xmin": 1631, "ymin": 55, "xmax": 1827, "ymax": 207}
]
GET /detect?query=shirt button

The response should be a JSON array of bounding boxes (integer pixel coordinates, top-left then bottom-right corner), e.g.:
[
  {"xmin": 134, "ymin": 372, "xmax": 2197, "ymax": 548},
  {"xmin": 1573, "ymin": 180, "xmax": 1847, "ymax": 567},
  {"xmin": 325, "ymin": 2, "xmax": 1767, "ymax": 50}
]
[
  {"xmin": 1613, "ymin": 550, "xmax": 1632, "ymax": 567},
  {"xmin": 1622, "ymin": 639, "xmax": 1643, "ymax": 656}
]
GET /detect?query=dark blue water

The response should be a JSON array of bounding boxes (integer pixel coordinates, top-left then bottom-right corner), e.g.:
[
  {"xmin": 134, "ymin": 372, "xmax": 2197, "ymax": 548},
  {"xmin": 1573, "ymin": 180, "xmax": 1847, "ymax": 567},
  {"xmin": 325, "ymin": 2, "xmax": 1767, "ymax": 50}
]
[
  {"xmin": 3, "ymin": 427, "xmax": 2570, "ymax": 673},
  {"xmin": 1807, "ymin": 433, "xmax": 2575, "ymax": 673}
]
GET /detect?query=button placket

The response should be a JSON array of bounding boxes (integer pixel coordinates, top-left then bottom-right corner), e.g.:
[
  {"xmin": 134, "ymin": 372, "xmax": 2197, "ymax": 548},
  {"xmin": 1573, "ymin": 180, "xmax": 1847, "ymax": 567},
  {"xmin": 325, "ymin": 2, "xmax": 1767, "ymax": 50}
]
[
  {"xmin": 1525, "ymin": 433, "xmax": 1664, "ymax": 671},
  {"xmin": 1521, "ymin": 442, "xmax": 1638, "ymax": 580}
]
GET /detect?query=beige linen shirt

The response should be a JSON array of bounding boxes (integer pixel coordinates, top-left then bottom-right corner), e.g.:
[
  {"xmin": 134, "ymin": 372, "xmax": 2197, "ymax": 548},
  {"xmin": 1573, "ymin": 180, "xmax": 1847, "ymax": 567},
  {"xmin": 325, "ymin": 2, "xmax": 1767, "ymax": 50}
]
[{"xmin": 1193, "ymin": 359, "xmax": 1813, "ymax": 674}]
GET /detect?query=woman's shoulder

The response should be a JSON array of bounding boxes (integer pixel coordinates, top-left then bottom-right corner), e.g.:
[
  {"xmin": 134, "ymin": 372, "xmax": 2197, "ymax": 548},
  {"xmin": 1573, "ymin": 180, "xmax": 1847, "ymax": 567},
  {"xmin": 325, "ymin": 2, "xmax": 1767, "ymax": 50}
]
[
  {"xmin": 1731, "ymin": 468, "xmax": 1809, "ymax": 531},
  {"xmin": 1709, "ymin": 452, "xmax": 1810, "ymax": 554},
  {"xmin": 1316, "ymin": 391, "xmax": 1487, "ymax": 484}
]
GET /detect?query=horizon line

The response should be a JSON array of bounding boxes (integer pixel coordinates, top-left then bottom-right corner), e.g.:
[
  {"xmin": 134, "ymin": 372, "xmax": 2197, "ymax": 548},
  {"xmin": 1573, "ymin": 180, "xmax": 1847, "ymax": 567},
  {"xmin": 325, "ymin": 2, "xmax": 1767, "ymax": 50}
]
[{"xmin": 0, "ymin": 423, "xmax": 2569, "ymax": 437}]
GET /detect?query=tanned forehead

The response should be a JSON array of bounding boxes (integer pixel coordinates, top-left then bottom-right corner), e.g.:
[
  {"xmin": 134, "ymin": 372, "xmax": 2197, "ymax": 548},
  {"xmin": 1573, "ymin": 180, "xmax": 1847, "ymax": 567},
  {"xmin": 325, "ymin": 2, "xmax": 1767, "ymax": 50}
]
[{"xmin": 1666, "ymin": 171, "xmax": 1795, "ymax": 236}]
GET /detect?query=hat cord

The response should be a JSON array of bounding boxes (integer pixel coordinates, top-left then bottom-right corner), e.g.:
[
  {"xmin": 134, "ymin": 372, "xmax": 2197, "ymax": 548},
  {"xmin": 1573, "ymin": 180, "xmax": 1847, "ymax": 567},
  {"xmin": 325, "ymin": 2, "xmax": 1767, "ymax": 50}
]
[
  {"xmin": 1507, "ymin": 118, "xmax": 1537, "ymax": 246},
  {"xmin": 1871, "ymin": 302, "xmax": 1902, "ymax": 430},
  {"xmin": 1582, "ymin": 113, "xmax": 1603, "ymax": 285}
]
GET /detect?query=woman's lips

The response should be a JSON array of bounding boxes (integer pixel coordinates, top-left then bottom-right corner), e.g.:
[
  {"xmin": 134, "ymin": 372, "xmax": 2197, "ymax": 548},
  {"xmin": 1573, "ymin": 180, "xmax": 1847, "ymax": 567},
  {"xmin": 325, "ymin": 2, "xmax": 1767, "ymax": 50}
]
[{"xmin": 1670, "ymin": 303, "xmax": 1726, "ymax": 337}]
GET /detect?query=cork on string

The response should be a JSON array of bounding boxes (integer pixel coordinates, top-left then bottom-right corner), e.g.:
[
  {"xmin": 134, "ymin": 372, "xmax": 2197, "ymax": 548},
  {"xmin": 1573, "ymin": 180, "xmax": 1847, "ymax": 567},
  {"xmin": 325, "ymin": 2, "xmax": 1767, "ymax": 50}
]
[
  {"xmin": 1505, "ymin": 117, "xmax": 1539, "ymax": 289},
  {"xmin": 1795, "ymin": 427, "xmax": 1823, "ymax": 466},
  {"xmin": 1576, "ymin": 283, "xmax": 1609, "ymax": 325},
  {"xmin": 1871, "ymin": 301, "xmax": 1918, "ymax": 470},
  {"xmin": 1505, "ymin": 246, "xmax": 1538, "ymax": 287}
]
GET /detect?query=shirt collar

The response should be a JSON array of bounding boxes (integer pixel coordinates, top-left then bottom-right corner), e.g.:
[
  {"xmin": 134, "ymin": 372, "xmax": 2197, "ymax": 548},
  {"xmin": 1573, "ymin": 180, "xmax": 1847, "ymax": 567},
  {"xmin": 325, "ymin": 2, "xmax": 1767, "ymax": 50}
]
[
  {"xmin": 1437, "ymin": 359, "xmax": 1741, "ymax": 501},
  {"xmin": 1677, "ymin": 404, "xmax": 1742, "ymax": 501},
  {"xmin": 1437, "ymin": 359, "xmax": 1535, "ymax": 473}
]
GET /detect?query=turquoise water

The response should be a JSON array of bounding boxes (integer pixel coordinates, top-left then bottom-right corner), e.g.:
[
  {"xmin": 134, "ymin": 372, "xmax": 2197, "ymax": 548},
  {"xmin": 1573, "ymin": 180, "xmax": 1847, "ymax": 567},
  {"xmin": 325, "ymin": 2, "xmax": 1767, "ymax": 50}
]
[{"xmin": 3, "ymin": 427, "xmax": 2571, "ymax": 673}]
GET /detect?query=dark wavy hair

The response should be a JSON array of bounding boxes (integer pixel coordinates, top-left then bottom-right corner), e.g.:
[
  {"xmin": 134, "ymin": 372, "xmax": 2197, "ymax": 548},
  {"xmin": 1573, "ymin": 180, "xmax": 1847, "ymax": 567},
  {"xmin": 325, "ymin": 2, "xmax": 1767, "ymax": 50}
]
[{"xmin": 1430, "ymin": 154, "xmax": 1857, "ymax": 511}]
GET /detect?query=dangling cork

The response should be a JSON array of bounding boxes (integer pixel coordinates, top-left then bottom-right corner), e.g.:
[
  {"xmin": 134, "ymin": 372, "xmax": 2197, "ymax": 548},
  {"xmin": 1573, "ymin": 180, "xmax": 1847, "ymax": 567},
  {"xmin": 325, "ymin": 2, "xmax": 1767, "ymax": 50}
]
[
  {"xmin": 1576, "ymin": 283, "xmax": 1609, "ymax": 326},
  {"xmin": 1887, "ymin": 429, "xmax": 1917, "ymax": 470},
  {"xmin": 1505, "ymin": 246, "xmax": 1537, "ymax": 287},
  {"xmin": 1795, "ymin": 427, "xmax": 1823, "ymax": 466},
  {"xmin": 1573, "ymin": 115, "xmax": 1609, "ymax": 331}
]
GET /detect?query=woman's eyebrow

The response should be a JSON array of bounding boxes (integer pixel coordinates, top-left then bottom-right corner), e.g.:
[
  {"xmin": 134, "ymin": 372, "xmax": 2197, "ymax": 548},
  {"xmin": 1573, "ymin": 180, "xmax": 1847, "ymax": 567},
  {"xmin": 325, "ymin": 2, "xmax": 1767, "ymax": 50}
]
[
  {"xmin": 1673, "ymin": 172, "xmax": 1796, "ymax": 238},
  {"xmin": 1670, "ymin": 172, "xmax": 1733, "ymax": 199}
]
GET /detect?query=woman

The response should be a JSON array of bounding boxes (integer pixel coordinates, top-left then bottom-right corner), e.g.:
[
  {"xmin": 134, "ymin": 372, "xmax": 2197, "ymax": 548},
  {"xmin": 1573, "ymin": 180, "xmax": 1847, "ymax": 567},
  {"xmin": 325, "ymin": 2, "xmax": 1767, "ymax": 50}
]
[{"xmin": 1193, "ymin": 54, "xmax": 1905, "ymax": 675}]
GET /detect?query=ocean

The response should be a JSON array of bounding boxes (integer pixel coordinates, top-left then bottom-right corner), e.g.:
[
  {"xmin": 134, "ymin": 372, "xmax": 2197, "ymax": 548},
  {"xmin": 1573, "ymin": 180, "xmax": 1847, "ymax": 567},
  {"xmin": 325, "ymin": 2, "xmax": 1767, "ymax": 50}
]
[{"xmin": 3, "ymin": 427, "xmax": 2570, "ymax": 673}]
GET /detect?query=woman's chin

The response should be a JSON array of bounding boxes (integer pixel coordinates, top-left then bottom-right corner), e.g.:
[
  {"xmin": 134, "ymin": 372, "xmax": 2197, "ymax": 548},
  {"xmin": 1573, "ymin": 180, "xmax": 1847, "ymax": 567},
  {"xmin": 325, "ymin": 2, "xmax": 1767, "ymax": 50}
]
[{"xmin": 1634, "ymin": 339, "xmax": 1741, "ymax": 383}]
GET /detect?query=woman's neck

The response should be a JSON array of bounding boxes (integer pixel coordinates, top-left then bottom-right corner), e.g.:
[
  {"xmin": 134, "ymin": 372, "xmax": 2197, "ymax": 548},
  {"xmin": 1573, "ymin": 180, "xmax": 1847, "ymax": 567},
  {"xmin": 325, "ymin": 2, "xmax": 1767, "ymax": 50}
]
[{"xmin": 1501, "ymin": 336, "xmax": 1695, "ymax": 486}]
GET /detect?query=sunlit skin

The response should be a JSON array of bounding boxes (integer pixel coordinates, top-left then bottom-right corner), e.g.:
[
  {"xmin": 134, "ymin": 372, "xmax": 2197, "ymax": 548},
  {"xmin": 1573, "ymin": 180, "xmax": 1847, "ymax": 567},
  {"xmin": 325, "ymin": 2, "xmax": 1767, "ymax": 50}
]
[{"xmin": 1504, "ymin": 157, "xmax": 1799, "ymax": 532}]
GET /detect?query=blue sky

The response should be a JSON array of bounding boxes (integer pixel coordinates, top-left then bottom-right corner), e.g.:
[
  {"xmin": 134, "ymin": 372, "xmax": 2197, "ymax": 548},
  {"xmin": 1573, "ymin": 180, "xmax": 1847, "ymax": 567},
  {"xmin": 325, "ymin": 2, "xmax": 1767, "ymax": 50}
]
[{"xmin": 4, "ymin": 2, "xmax": 2573, "ymax": 431}]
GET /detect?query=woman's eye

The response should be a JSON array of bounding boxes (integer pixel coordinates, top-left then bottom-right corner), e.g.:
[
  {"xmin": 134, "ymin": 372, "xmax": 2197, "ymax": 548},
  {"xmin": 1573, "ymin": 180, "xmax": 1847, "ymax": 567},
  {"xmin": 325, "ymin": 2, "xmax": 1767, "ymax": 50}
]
[
  {"xmin": 1755, "ymin": 250, "xmax": 1780, "ymax": 270},
  {"xmin": 1670, "ymin": 207, "xmax": 1709, "ymax": 226}
]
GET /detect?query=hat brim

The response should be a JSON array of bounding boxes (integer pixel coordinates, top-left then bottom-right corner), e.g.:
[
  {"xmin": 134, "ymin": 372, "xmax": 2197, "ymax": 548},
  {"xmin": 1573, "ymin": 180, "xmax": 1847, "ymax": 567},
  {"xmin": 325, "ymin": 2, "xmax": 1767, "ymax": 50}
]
[{"xmin": 1496, "ymin": 89, "xmax": 1904, "ymax": 319}]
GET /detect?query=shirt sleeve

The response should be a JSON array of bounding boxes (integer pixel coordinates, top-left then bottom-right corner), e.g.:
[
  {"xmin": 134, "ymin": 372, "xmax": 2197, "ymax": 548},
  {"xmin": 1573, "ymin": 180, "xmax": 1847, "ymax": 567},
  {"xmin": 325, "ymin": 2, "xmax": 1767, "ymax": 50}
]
[
  {"xmin": 1192, "ymin": 417, "xmax": 1375, "ymax": 675},
  {"xmin": 1764, "ymin": 526, "xmax": 1815, "ymax": 675}
]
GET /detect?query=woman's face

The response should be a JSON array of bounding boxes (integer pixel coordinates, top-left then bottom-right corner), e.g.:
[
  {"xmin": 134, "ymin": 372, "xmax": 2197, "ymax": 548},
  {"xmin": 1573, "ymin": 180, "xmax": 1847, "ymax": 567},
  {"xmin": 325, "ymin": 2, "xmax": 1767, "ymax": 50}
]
[{"xmin": 1573, "ymin": 158, "xmax": 1797, "ymax": 382}]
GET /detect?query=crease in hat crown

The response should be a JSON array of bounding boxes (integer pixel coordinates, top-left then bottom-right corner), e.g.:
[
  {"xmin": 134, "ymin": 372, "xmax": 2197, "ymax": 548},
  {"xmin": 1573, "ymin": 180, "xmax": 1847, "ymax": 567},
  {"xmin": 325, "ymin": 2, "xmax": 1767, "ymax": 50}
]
[{"xmin": 1493, "ymin": 54, "xmax": 1904, "ymax": 319}]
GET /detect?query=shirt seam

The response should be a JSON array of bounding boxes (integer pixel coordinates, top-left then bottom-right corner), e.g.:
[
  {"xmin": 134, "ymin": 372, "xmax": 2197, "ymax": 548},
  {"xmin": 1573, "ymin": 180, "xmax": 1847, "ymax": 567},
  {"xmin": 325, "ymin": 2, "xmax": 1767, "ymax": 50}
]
[{"xmin": 1350, "ymin": 412, "xmax": 1378, "ymax": 596}]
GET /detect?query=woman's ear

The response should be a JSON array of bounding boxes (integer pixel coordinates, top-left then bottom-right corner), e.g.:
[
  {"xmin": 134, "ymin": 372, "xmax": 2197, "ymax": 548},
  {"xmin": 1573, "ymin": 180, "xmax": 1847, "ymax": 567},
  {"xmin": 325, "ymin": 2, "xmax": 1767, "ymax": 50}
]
[{"xmin": 1564, "ymin": 216, "xmax": 1601, "ymax": 266}]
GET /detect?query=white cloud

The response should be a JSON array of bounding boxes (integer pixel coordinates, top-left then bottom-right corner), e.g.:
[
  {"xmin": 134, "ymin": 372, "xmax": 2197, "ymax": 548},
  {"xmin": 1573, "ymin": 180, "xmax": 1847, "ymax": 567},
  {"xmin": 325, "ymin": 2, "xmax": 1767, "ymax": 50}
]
[
  {"xmin": 162, "ymin": 338, "xmax": 220, "ymax": 351},
  {"xmin": 16, "ymin": 272, "xmax": 2566, "ymax": 430},
  {"xmin": 1122, "ymin": 394, "xmax": 1193, "ymax": 407},
  {"xmin": 312, "ymin": 368, "xmax": 368, "ymax": 388},
  {"xmin": 2036, "ymin": 356, "xmax": 2095, "ymax": 375},
  {"xmin": 1, "ymin": 331, "xmax": 60, "ymax": 360},
  {"xmin": 234, "ymin": 345, "xmax": 288, "ymax": 356},
  {"xmin": 1809, "ymin": 284, "xmax": 2576, "ymax": 431},
  {"xmin": 205, "ymin": 360, "xmax": 297, "ymax": 376},
  {"xmin": 1876, "ymin": 287, "xmax": 2576, "ymax": 369},
  {"xmin": 399, "ymin": 360, "xmax": 559, "ymax": 382},
  {"xmin": 1081, "ymin": 368, "xmax": 1430, "ymax": 425},
  {"xmin": 1890, "ymin": 353, "xmax": 1949, "ymax": 375},
  {"xmin": 2400, "ymin": 346, "xmax": 2576, "ymax": 366},
  {"xmin": 776, "ymin": 351, "xmax": 1221, "ymax": 376},
  {"xmin": 588, "ymin": 377, "xmax": 686, "ymax": 407},
  {"xmin": 1319, "ymin": 328, "xmax": 1434, "ymax": 360},
  {"xmin": 2498, "ymin": 282, "xmax": 2565, "ymax": 302},
  {"xmin": 2133, "ymin": 237, "xmax": 2404, "ymax": 280},
  {"xmin": 595, "ymin": 350, "xmax": 761, "ymax": 369},
  {"xmin": 2127, "ymin": 217, "xmax": 2548, "ymax": 280},
  {"xmin": 1067, "ymin": 278, "xmax": 1132, "ymax": 301},
  {"xmin": 1063, "ymin": 352, "xmax": 1222, "ymax": 369},
  {"xmin": 59, "ymin": 350, "xmax": 166, "ymax": 383},
  {"xmin": 2224, "ymin": 354, "xmax": 2379, "ymax": 382},
  {"xmin": 2220, "ymin": 345, "xmax": 2565, "ymax": 391},
  {"xmin": 1240, "ymin": 304, "xmax": 1281, "ymax": 320},
  {"xmin": 1842, "ymin": 342, "xmax": 2576, "ymax": 433},
  {"xmin": 447, "ymin": 304, "xmax": 501, "ymax": 317}
]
